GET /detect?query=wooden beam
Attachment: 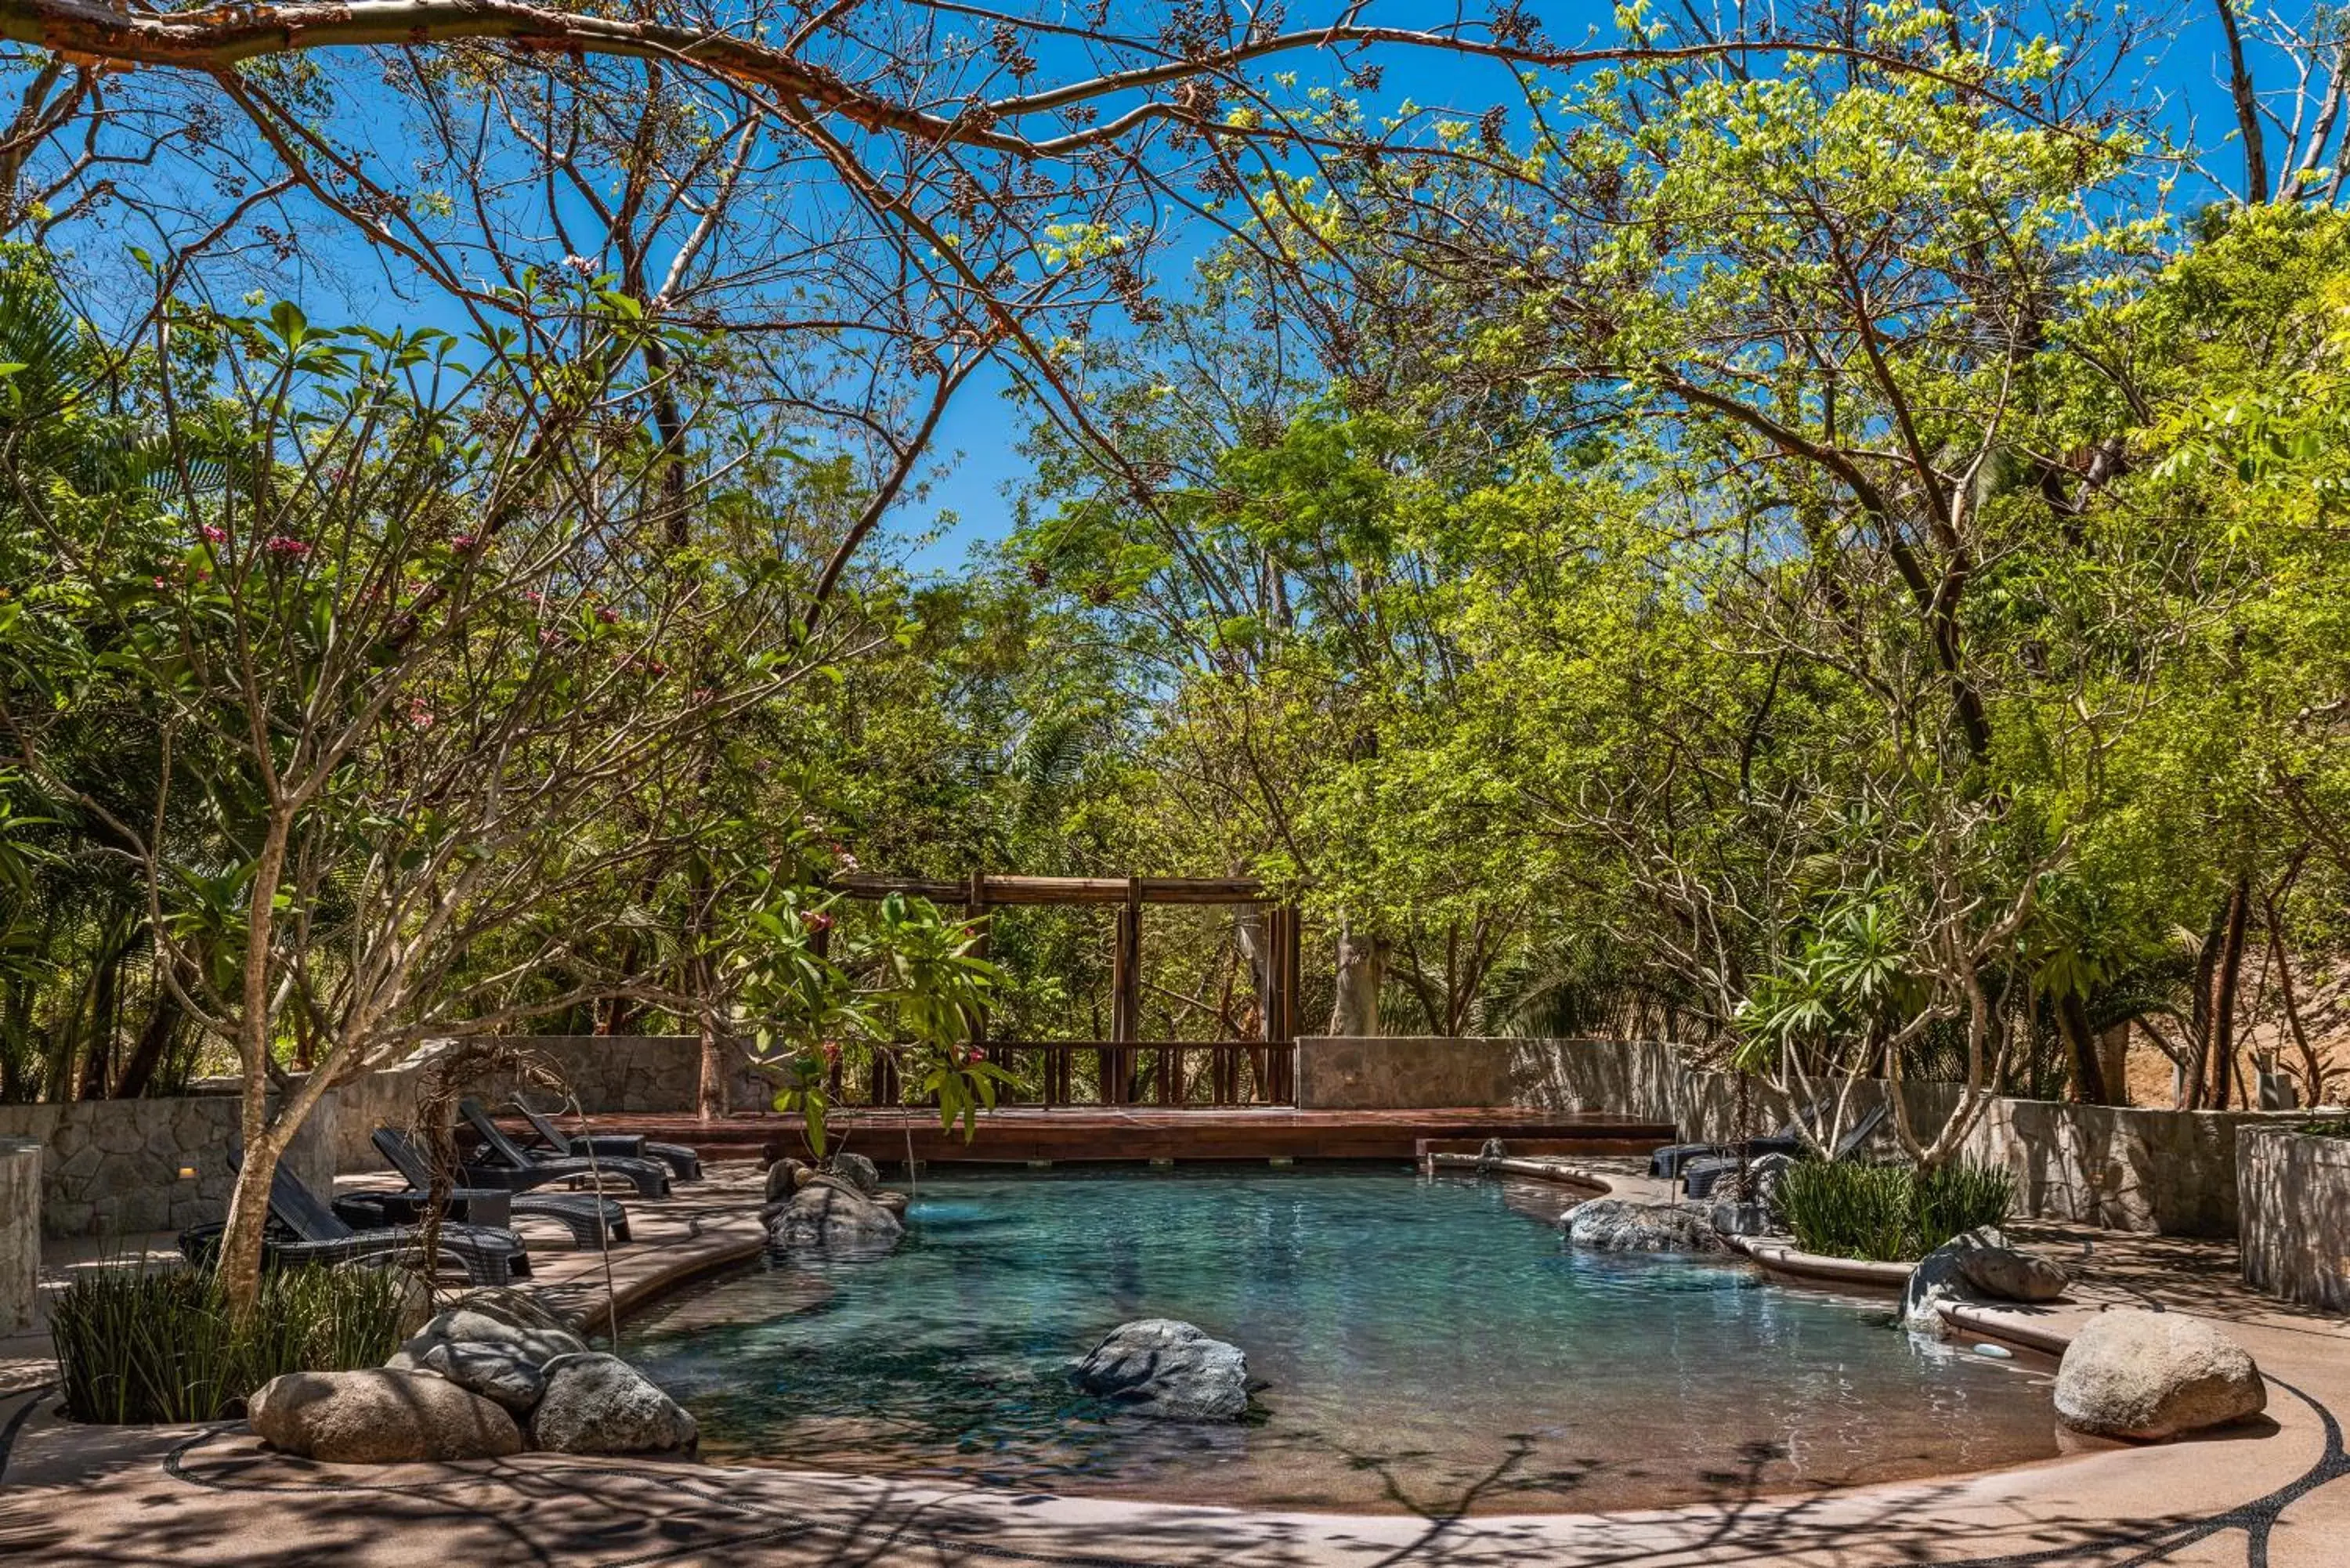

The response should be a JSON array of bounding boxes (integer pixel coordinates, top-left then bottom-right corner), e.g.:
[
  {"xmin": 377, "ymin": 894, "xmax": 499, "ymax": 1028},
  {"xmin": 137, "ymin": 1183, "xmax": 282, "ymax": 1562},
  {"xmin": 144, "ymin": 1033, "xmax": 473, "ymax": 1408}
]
[{"xmin": 832, "ymin": 873, "xmax": 1268, "ymax": 905}]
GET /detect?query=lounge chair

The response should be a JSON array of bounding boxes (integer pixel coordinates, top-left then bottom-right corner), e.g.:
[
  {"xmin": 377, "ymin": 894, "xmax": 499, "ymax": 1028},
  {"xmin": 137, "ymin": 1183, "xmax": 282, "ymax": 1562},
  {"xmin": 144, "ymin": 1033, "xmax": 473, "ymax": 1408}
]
[
  {"xmin": 456, "ymin": 1099, "xmax": 671, "ymax": 1198},
  {"xmin": 371, "ymin": 1126, "xmax": 631, "ymax": 1246},
  {"xmin": 1649, "ymin": 1096, "xmax": 1825, "ymax": 1179},
  {"xmin": 513, "ymin": 1096, "xmax": 702, "ymax": 1182},
  {"xmin": 1681, "ymin": 1100, "xmax": 1889, "ymax": 1199},
  {"xmin": 177, "ymin": 1164, "xmax": 528, "ymax": 1286}
]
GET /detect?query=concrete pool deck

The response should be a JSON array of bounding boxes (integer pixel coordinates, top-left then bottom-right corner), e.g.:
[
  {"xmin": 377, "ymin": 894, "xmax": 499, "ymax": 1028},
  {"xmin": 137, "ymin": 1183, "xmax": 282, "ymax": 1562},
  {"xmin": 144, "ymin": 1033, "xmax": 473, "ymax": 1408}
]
[{"xmin": 2, "ymin": 1162, "xmax": 2345, "ymax": 1566}]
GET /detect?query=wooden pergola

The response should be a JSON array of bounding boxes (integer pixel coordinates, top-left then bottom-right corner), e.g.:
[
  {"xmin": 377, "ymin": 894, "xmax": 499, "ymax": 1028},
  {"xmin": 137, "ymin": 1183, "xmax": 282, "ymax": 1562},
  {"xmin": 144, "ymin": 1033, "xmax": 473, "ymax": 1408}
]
[{"xmin": 830, "ymin": 874, "xmax": 1304, "ymax": 1106}]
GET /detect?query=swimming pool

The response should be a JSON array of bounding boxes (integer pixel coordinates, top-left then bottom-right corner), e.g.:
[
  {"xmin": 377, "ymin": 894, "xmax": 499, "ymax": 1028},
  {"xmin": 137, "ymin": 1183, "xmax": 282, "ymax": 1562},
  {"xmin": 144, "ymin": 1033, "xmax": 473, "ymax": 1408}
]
[{"xmin": 621, "ymin": 1167, "xmax": 2059, "ymax": 1513}]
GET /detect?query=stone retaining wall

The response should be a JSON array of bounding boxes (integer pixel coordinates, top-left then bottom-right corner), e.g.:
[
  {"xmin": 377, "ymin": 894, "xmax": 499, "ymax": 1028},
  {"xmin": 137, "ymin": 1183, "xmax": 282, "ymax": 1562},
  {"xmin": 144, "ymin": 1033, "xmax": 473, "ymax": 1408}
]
[
  {"xmin": 1298, "ymin": 1035, "xmax": 2298, "ymax": 1237},
  {"xmin": 0, "ymin": 1138, "xmax": 37, "ymax": 1332},
  {"xmin": 0, "ymin": 1094, "xmax": 338, "ymax": 1240},
  {"xmin": 2238, "ymin": 1125, "xmax": 2350, "ymax": 1312}
]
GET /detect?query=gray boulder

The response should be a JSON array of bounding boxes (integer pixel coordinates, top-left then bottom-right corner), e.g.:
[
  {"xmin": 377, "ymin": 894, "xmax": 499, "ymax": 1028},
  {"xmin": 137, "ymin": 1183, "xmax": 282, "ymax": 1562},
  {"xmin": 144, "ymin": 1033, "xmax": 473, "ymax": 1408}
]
[
  {"xmin": 388, "ymin": 1307, "xmax": 588, "ymax": 1371},
  {"xmin": 416, "ymin": 1339, "xmax": 548, "ymax": 1415},
  {"xmin": 768, "ymin": 1181, "xmax": 903, "ymax": 1254},
  {"xmin": 1073, "ymin": 1319, "xmax": 1251, "ymax": 1422},
  {"xmin": 2054, "ymin": 1310, "xmax": 2266, "ymax": 1440},
  {"xmin": 530, "ymin": 1352, "xmax": 699, "ymax": 1454},
  {"xmin": 764, "ymin": 1158, "xmax": 809, "ymax": 1202},
  {"xmin": 872, "ymin": 1190, "xmax": 909, "ymax": 1218},
  {"xmin": 1958, "ymin": 1244, "xmax": 2070, "ymax": 1303},
  {"xmin": 249, "ymin": 1368, "xmax": 522, "ymax": 1463},
  {"xmin": 1902, "ymin": 1227, "xmax": 2007, "ymax": 1334},
  {"xmin": 439, "ymin": 1285, "xmax": 587, "ymax": 1338},
  {"xmin": 1560, "ymin": 1198, "xmax": 1726, "ymax": 1253},
  {"xmin": 826, "ymin": 1152, "xmax": 882, "ymax": 1195}
]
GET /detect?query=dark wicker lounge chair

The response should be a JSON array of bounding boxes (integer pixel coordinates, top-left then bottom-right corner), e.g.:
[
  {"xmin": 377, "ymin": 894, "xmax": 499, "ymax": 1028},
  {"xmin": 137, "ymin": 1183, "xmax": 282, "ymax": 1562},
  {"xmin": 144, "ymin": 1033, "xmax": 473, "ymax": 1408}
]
[
  {"xmin": 456, "ymin": 1099, "xmax": 671, "ymax": 1198},
  {"xmin": 176, "ymin": 1164, "xmax": 528, "ymax": 1286},
  {"xmin": 513, "ymin": 1096, "xmax": 703, "ymax": 1182},
  {"xmin": 1648, "ymin": 1097, "xmax": 1825, "ymax": 1180},
  {"xmin": 1680, "ymin": 1101, "xmax": 1889, "ymax": 1199},
  {"xmin": 371, "ymin": 1127, "xmax": 631, "ymax": 1245}
]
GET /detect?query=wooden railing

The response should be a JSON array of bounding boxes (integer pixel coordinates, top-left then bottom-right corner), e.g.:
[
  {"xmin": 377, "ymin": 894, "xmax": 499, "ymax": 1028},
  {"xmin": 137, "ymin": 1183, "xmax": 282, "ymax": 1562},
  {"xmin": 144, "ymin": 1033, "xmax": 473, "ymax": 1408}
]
[{"xmin": 834, "ymin": 1040, "xmax": 1296, "ymax": 1109}]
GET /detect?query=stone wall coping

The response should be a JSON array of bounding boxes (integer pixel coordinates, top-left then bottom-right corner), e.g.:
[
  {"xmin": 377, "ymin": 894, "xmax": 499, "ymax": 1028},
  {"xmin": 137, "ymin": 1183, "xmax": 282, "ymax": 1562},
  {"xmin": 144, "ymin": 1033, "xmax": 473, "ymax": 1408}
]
[{"xmin": 1726, "ymin": 1234, "xmax": 1914, "ymax": 1290}]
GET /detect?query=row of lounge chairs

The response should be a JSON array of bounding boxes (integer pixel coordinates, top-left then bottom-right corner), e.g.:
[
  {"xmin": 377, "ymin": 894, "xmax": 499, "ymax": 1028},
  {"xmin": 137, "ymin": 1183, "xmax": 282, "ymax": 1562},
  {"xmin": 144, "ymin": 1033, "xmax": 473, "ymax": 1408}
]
[
  {"xmin": 1648, "ymin": 1097, "xmax": 1889, "ymax": 1198},
  {"xmin": 176, "ymin": 1097, "xmax": 703, "ymax": 1286}
]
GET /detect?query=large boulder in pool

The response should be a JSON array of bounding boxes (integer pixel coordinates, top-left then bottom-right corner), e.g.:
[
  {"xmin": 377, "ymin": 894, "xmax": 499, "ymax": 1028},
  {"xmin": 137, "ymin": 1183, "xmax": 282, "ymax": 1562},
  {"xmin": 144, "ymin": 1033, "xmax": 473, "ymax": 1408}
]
[
  {"xmin": 1560, "ymin": 1198, "xmax": 1724, "ymax": 1253},
  {"xmin": 767, "ymin": 1180, "xmax": 903, "ymax": 1254},
  {"xmin": 2054, "ymin": 1310, "xmax": 2265, "ymax": 1440},
  {"xmin": 249, "ymin": 1368, "xmax": 522, "ymax": 1462},
  {"xmin": 530, "ymin": 1352, "xmax": 700, "ymax": 1455},
  {"xmin": 1074, "ymin": 1319, "xmax": 1252, "ymax": 1422}
]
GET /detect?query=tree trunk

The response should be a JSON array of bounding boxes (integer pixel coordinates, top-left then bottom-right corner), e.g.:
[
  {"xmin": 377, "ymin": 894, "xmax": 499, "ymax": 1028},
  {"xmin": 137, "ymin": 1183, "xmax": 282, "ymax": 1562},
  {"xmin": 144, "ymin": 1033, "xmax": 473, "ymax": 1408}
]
[
  {"xmin": 2055, "ymin": 990, "xmax": 2110, "ymax": 1105},
  {"xmin": 2207, "ymin": 872, "xmax": 2251, "ymax": 1111},
  {"xmin": 110, "ymin": 970, "xmax": 186, "ymax": 1100},
  {"xmin": 696, "ymin": 984, "xmax": 725, "ymax": 1122},
  {"xmin": 1327, "ymin": 922, "xmax": 1383, "ymax": 1038}
]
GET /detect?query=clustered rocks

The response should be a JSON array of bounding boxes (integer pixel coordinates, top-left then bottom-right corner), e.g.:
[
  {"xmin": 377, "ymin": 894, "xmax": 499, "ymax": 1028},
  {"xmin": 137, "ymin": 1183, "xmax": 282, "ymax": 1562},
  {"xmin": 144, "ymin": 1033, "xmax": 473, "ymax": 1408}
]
[
  {"xmin": 761, "ymin": 1154, "xmax": 909, "ymax": 1255},
  {"xmin": 248, "ymin": 1287, "xmax": 696, "ymax": 1464}
]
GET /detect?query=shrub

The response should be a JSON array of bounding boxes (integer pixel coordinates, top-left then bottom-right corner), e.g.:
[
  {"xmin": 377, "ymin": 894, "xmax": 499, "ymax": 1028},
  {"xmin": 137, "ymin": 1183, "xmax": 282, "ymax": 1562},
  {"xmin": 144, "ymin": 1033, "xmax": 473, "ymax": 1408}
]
[
  {"xmin": 52, "ymin": 1261, "xmax": 409, "ymax": 1424},
  {"xmin": 1778, "ymin": 1160, "xmax": 1917, "ymax": 1262},
  {"xmin": 1777, "ymin": 1158, "xmax": 2014, "ymax": 1263},
  {"xmin": 1912, "ymin": 1159, "xmax": 2016, "ymax": 1252}
]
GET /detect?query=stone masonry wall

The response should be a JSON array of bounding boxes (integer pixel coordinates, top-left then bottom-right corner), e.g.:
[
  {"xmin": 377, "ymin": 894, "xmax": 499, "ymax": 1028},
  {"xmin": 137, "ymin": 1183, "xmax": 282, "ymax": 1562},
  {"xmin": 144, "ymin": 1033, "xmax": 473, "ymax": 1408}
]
[
  {"xmin": 1297, "ymin": 1034, "xmax": 2298, "ymax": 1237},
  {"xmin": 0, "ymin": 1093, "xmax": 338, "ymax": 1240},
  {"xmin": 0, "ymin": 1138, "xmax": 38, "ymax": 1332},
  {"xmin": 2238, "ymin": 1126, "xmax": 2350, "ymax": 1312},
  {"xmin": 1, "ymin": 1035, "xmax": 760, "ymax": 1237}
]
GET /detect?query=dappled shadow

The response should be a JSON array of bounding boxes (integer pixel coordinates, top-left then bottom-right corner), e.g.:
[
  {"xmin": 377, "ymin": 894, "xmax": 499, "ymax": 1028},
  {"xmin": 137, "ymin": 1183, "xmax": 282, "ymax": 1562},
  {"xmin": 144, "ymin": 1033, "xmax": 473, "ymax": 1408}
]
[{"xmin": 0, "ymin": 1374, "xmax": 2334, "ymax": 1567}]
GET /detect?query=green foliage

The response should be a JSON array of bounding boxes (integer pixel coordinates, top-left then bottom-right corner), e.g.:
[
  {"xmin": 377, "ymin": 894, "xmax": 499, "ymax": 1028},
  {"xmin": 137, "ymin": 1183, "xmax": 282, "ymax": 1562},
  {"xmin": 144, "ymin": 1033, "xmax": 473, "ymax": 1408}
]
[
  {"xmin": 51, "ymin": 1262, "xmax": 407, "ymax": 1424},
  {"xmin": 1778, "ymin": 1159, "xmax": 2016, "ymax": 1263}
]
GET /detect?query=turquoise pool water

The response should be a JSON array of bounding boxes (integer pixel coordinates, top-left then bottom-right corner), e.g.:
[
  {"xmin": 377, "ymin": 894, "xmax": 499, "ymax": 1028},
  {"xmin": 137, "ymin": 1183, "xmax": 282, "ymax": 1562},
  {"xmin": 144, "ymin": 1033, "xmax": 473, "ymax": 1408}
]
[{"xmin": 621, "ymin": 1168, "xmax": 2059, "ymax": 1513}]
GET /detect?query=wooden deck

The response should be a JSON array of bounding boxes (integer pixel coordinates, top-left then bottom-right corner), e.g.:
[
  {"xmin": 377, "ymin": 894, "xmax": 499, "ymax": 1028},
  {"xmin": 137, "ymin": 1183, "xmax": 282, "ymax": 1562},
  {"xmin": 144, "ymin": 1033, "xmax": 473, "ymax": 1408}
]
[{"xmin": 519, "ymin": 1107, "xmax": 1677, "ymax": 1166}]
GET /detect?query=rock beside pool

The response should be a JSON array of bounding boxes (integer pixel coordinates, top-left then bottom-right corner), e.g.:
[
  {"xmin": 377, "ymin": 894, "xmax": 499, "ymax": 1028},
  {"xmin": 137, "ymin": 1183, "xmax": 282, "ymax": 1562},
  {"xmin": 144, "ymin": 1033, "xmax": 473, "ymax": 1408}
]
[
  {"xmin": 530, "ymin": 1352, "xmax": 700, "ymax": 1455},
  {"xmin": 1902, "ymin": 1227, "xmax": 2008, "ymax": 1333},
  {"xmin": 1957, "ymin": 1243, "xmax": 2070, "ymax": 1304},
  {"xmin": 439, "ymin": 1284, "xmax": 588, "ymax": 1338},
  {"xmin": 249, "ymin": 1368, "xmax": 522, "ymax": 1463},
  {"xmin": 1560, "ymin": 1198, "xmax": 1725, "ymax": 1253},
  {"xmin": 1073, "ymin": 1319, "xmax": 1252, "ymax": 1422},
  {"xmin": 767, "ymin": 1180, "xmax": 904, "ymax": 1253},
  {"xmin": 827, "ymin": 1152, "xmax": 884, "ymax": 1195},
  {"xmin": 2054, "ymin": 1310, "xmax": 2265, "ymax": 1440},
  {"xmin": 414, "ymin": 1339, "xmax": 548, "ymax": 1415},
  {"xmin": 388, "ymin": 1307, "xmax": 588, "ymax": 1371},
  {"xmin": 764, "ymin": 1158, "xmax": 809, "ymax": 1201},
  {"xmin": 873, "ymin": 1190, "xmax": 909, "ymax": 1217}
]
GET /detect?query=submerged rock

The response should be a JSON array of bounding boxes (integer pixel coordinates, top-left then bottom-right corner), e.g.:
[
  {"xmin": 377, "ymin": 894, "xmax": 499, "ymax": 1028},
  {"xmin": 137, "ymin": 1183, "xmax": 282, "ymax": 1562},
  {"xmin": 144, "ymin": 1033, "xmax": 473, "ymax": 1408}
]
[
  {"xmin": 2054, "ymin": 1310, "xmax": 2265, "ymax": 1440},
  {"xmin": 1073, "ymin": 1319, "xmax": 1251, "ymax": 1421},
  {"xmin": 530, "ymin": 1352, "xmax": 700, "ymax": 1454},
  {"xmin": 767, "ymin": 1181, "xmax": 904, "ymax": 1253},
  {"xmin": 1560, "ymin": 1198, "xmax": 1725, "ymax": 1253},
  {"xmin": 249, "ymin": 1368, "xmax": 522, "ymax": 1463}
]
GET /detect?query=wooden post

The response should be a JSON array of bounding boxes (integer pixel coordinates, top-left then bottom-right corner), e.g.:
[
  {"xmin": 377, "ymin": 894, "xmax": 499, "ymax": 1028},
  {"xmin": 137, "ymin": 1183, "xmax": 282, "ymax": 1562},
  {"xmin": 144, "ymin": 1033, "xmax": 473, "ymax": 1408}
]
[
  {"xmin": 1110, "ymin": 881, "xmax": 1142, "ymax": 1103},
  {"xmin": 965, "ymin": 871, "xmax": 996, "ymax": 1099}
]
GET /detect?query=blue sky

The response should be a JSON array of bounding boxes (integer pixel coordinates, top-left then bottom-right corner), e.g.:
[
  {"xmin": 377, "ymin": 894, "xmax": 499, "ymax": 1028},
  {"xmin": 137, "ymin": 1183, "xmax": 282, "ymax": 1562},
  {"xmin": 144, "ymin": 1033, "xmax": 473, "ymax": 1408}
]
[{"xmin": 898, "ymin": 3, "xmax": 2262, "ymax": 578}]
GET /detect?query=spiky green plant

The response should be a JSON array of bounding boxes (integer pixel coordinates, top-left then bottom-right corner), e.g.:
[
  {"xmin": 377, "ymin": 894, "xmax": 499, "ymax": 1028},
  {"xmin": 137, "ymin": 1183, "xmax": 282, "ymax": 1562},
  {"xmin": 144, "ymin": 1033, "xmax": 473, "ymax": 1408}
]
[
  {"xmin": 52, "ymin": 1260, "xmax": 408, "ymax": 1424},
  {"xmin": 1777, "ymin": 1158, "xmax": 2015, "ymax": 1262}
]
